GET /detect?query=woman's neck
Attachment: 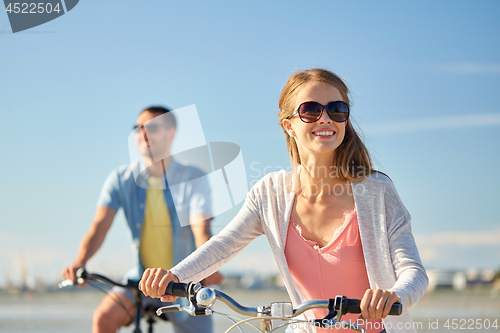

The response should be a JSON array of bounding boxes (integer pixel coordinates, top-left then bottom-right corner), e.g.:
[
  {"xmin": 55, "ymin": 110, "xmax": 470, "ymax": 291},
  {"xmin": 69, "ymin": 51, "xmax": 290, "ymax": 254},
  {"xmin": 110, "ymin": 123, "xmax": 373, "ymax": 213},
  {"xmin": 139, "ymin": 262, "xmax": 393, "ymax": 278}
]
[{"xmin": 299, "ymin": 155, "xmax": 347, "ymax": 200}]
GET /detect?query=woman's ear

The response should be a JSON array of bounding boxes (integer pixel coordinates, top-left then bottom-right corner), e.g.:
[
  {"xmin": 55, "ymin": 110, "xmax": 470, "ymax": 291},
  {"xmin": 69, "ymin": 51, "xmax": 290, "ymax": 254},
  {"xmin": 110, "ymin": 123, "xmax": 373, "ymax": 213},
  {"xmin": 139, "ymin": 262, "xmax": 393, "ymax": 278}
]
[{"xmin": 283, "ymin": 119, "xmax": 295, "ymax": 137}]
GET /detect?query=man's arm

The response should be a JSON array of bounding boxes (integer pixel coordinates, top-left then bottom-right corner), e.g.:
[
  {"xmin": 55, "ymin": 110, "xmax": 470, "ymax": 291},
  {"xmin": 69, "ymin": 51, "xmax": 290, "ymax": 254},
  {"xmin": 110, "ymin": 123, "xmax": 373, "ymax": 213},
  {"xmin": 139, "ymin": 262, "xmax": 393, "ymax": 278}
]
[
  {"xmin": 189, "ymin": 213, "xmax": 223, "ymax": 286},
  {"xmin": 61, "ymin": 206, "xmax": 117, "ymax": 282}
]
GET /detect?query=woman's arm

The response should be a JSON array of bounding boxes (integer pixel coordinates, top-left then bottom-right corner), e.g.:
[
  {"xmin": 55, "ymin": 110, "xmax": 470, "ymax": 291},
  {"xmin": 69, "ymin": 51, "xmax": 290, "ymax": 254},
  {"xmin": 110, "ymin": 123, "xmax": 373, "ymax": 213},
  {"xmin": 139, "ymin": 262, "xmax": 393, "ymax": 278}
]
[
  {"xmin": 384, "ymin": 181, "xmax": 429, "ymax": 309},
  {"xmin": 141, "ymin": 190, "xmax": 265, "ymax": 298},
  {"xmin": 171, "ymin": 194, "xmax": 264, "ymax": 282}
]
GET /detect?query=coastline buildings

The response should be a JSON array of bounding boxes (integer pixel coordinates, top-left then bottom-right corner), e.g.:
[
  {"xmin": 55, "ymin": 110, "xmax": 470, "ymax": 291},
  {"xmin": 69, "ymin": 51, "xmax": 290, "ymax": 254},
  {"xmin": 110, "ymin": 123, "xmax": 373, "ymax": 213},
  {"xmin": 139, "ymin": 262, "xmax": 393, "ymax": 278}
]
[{"xmin": 427, "ymin": 268, "xmax": 496, "ymax": 291}]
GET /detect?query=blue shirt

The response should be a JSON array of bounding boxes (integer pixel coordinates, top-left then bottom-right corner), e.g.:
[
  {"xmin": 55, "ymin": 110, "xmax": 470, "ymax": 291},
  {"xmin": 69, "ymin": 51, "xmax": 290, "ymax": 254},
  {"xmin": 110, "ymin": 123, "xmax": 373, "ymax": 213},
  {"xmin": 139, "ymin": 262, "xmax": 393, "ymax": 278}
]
[{"xmin": 97, "ymin": 158, "xmax": 212, "ymax": 280}]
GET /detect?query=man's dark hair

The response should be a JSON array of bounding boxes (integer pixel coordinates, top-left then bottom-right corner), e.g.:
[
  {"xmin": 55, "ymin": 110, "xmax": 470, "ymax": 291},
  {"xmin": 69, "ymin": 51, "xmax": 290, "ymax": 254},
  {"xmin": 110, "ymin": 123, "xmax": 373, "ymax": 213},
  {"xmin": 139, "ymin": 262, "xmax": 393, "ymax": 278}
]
[{"xmin": 141, "ymin": 106, "xmax": 177, "ymax": 128}]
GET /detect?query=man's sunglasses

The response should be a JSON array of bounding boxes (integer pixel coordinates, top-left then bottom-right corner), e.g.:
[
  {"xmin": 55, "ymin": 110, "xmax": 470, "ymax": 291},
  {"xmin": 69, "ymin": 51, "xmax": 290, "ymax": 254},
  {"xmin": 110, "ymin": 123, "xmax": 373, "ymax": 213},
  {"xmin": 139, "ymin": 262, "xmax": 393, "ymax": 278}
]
[
  {"xmin": 287, "ymin": 101, "xmax": 350, "ymax": 123},
  {"xmin": 133, "ymin": 124, "xmax": 173, "ymax": 133}
]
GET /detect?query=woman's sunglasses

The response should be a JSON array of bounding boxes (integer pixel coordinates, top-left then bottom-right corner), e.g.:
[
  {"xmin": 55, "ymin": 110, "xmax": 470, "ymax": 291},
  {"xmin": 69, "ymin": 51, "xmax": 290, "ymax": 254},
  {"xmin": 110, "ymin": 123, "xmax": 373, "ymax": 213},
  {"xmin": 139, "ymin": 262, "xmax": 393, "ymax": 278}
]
[{"xmin": 287, "ymin": 101, "xmax": 350, "ymax": 123}]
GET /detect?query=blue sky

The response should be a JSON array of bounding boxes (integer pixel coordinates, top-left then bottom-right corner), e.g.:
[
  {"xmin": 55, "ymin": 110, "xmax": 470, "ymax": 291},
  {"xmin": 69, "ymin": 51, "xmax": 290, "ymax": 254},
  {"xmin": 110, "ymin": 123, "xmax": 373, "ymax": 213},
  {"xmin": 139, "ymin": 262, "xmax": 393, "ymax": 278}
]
[{"xmin": 0, "ymin": 1, "xmax": 499, "ymax": 285}]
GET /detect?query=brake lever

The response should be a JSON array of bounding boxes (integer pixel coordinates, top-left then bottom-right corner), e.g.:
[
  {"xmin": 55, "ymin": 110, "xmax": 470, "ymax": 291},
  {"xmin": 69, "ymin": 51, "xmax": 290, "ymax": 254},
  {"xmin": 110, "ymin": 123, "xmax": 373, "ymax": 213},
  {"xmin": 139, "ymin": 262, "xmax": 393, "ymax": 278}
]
[
  {"xmin": 156, "ymin": 304, "xmax": 185, "ymax": 315},
  {"xmin": 156, "ymin": 303, "xmax": 207, "ymax": 317}
]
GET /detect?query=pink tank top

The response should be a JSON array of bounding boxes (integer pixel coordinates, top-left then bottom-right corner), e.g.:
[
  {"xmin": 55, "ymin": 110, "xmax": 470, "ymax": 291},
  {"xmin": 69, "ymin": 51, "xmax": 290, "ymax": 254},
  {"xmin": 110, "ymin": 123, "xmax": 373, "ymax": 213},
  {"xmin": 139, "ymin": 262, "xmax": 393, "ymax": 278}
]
[{"xmin": 284, "ymin": 207, "xmax": 382, "ymax": 332}]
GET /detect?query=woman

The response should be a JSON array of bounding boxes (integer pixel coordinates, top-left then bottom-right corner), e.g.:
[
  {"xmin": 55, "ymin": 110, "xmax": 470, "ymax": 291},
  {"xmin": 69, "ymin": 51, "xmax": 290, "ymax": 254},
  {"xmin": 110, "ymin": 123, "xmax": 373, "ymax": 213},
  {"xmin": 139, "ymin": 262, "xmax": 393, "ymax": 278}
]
[{"xmin": 140, "ymin": 68, "xmax": 428, "ymax": 333}]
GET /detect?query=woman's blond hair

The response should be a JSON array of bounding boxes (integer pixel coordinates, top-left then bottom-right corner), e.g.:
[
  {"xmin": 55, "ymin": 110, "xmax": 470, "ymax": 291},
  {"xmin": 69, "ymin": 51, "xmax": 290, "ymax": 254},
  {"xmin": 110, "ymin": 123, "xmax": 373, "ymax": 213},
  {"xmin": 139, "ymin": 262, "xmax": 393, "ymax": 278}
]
[{"xmin": 278, "ymin": 68, "xmax": 373, "ymax": 182}]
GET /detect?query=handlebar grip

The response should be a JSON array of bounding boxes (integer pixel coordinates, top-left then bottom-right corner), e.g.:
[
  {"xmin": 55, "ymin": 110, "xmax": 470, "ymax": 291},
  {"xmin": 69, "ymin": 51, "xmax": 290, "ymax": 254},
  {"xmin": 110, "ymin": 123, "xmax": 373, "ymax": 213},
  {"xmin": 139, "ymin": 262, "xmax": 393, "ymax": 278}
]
[
  {"xmin": 165, "ymin": 282, "xmax": 190, "ymax": 298},
  {"xmin": 344, "ymin": 298, "xmax": 402, "ymax": 316},
  {"xmin": 344, "ymin": 298, "xmax": 361, "ymax": 314},
  {"xmin": 76, "ymin": 268, "xmax": 87, "ymax": 280},
  {"xmin": 389, "ymin": 303, "xmax": 402, "ymax": 316}
]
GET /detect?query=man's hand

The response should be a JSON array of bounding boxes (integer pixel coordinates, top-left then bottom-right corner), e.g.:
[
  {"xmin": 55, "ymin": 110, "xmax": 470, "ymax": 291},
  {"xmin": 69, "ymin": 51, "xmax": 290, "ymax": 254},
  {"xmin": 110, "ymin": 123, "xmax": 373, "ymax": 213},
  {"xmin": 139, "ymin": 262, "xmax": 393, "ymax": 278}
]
[
  {"xmin": 202, "ymin": 271, "xmax": 223, "ymax": 287},
  {"xmin": 360, "ymin": 289, "xmax": 401, "ymax": 319},
  {"xmin": 61, "ymin": 263, "xmax": 85, "ymax": 287},
  {"xmin": 140, "ymin": 268, "xmax": 180, "ymax": 303}
]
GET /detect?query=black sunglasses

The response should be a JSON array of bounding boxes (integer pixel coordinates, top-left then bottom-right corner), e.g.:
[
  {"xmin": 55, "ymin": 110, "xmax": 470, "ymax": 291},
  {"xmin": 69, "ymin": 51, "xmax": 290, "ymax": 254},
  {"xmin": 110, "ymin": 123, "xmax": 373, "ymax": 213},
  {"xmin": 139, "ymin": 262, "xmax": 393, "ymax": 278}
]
[
  {"xmin": 133, "ymin": 124, "xmax": 173, "ymax": 133},
  {"xmin": 287, "ymin": 101, "xmax": 350, "ymax": 123}
]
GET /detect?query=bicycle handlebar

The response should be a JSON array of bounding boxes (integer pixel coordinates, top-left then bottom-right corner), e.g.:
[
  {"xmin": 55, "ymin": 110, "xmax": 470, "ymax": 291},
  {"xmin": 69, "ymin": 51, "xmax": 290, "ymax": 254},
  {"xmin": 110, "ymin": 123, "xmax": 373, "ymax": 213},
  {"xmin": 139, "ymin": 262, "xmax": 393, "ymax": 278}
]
[
  {"xmin": 162, "ymin": 282, "xmax": 403, "ymax": 317},
  {"xmin": 59, "ymin": 268, "xmax": 138, "ymax": 289},
  {"xmin": 153, "ymin": 282, "xmax": 403, "ymax": 333},
  {"xmin": 78, "ymin": 268, "xmax": 138, "ymax": 288}
]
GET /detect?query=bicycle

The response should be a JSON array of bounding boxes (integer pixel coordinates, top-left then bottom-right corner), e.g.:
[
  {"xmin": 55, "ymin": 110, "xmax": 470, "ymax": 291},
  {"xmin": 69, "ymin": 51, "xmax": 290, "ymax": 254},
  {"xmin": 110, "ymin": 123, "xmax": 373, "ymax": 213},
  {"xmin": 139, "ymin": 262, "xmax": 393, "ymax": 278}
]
[
  {"xmin": 59, "ymin": 268, "xmax": 168, "ymax": 333},
  {"xmin": 146, "ymin": 281, "xmax": 403, "ymax": 333}
]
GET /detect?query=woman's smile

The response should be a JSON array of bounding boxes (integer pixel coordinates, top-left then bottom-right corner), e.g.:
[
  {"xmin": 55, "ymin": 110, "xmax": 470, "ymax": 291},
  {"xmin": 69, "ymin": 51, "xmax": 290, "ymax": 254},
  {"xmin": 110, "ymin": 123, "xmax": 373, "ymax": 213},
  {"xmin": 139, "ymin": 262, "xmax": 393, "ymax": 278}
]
[{"xmin": 312, "ymin": 127, "xmax": 336, "ymax": 138}]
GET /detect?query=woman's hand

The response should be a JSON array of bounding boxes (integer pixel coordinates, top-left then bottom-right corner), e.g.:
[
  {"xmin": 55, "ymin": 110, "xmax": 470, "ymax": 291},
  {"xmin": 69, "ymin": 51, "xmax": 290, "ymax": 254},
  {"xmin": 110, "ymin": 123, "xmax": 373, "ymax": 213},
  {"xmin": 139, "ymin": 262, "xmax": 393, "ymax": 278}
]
[
  {"xmin": 140, "ymin": 268, "xmax": 180, "ymax": 302},
  {"xmin": 360, "ymin": 289, "xmax": 401, "ymax": 319}
]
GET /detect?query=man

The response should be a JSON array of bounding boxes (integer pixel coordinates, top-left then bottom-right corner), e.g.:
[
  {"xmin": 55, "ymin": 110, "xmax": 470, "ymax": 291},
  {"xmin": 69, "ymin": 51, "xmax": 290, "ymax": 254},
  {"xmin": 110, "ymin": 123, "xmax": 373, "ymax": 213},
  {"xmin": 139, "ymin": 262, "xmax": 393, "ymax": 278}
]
[{"xmin": 61, "ymin": 106, "xmax": 222, "ymax": 333}]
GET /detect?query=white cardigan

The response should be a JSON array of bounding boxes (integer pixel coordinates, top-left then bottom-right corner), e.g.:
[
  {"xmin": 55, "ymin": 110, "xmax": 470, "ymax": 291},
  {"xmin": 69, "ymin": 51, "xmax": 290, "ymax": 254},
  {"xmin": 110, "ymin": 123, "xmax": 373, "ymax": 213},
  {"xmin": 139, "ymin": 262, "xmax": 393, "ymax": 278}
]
[{"xmin": 171, "ymin": 171, "xmax": 428, "ymax": 333}]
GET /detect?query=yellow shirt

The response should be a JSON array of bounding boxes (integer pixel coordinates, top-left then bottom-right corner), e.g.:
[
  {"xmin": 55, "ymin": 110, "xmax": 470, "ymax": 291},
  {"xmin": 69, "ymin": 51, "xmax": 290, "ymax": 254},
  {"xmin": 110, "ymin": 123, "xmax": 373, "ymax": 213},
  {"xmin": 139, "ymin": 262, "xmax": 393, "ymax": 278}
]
[{"xmin": 139, "ymin": 177, "xmax": 174, "ymax": 269}]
